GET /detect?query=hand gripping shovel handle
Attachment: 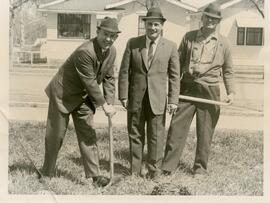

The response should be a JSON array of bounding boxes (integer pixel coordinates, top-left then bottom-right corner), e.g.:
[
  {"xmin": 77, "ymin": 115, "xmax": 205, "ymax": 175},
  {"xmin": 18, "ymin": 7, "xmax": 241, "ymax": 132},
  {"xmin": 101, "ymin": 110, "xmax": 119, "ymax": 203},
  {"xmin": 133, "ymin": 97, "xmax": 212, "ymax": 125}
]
[
  {"xmin": 107, "ymin": 114, "xmax": 114, "ymax": 186},
  {"xmin": 179, "ymin": 95, "xmax": 231, "ymax": 106}
]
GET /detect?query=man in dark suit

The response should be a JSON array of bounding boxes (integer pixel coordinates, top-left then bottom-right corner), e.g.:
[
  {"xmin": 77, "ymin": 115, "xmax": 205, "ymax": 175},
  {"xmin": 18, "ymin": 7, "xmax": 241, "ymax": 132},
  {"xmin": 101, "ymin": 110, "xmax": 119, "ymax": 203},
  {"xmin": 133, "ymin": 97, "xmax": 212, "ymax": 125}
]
[
  {"xmin": 41, "ymin": 17, "xmax": 121, "ymax": 187},
  {"xmin": 118, "ymin": 7, "xmax": 180, "ymax": 179}
]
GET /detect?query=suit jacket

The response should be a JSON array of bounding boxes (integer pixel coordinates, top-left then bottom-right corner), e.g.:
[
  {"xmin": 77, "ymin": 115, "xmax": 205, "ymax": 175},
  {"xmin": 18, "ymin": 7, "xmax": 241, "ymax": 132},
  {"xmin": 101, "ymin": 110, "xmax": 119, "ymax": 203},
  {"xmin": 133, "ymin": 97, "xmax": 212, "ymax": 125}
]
[
  {"xmin": 118, "ymin": 35, "xmax": 180, "ymax": 115},
  {"xmin": 45, "ymin": 38, "xmax": 116, "ymax": 114}
]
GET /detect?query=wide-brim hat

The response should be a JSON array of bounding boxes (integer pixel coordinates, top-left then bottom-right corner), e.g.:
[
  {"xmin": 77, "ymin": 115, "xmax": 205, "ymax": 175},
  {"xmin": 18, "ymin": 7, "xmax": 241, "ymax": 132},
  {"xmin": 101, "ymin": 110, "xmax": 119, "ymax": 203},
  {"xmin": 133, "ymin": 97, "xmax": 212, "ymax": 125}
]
[
  {"xmin": 97, "ymin": 17, "xmax": 121, "ymax": 33},
  {"xmin": 141, "ymin": 7, "xmax": 166, "ymax": 22},
  {"xmin": 203, "ymin": 3, "xmax": 222, "ymax": 19}
]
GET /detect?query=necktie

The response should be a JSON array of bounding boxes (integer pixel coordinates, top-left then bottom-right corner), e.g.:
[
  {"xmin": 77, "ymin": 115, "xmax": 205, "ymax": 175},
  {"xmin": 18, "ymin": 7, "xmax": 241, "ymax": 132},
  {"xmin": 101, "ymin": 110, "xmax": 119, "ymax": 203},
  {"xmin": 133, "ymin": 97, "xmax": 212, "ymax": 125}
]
[{"xmin": 148, "ymin": 41, "xmax": 155, "ymax": 66}]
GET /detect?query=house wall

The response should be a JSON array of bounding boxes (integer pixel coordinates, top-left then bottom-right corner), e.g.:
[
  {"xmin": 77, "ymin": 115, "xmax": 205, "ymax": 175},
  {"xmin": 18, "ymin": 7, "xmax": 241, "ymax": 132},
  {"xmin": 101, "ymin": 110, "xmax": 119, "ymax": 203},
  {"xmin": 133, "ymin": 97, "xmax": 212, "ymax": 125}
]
[
  {"xmin": 221, "ymin": 2, "xmax": 264, "ymax": 66},
  {"xmin": 42, "ymin": 1, "xmax": 265, "ymax": 67},
  {"xmin": 113, "ymin": 1, "xmax": 190, "ymax": 71},
  {"xmin": 44, "ymin": 12, "xmax": 96, "ymax": 62}
]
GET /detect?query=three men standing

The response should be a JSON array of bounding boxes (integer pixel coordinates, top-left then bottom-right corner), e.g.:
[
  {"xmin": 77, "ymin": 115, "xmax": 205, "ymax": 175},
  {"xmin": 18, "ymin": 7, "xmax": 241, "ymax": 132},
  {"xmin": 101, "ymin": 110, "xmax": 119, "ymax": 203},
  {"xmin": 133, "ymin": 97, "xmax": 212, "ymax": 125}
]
[
  {"xmin": 162, "ymin": 3, "xmax": 235, "ymax": 176},
  {"xmin": 118, "ymin": 7, "xmax": 180, "ymax": 179},
  {"xmin": 42, "ymin": 3, "xmax": 235, "ymax": 186}
]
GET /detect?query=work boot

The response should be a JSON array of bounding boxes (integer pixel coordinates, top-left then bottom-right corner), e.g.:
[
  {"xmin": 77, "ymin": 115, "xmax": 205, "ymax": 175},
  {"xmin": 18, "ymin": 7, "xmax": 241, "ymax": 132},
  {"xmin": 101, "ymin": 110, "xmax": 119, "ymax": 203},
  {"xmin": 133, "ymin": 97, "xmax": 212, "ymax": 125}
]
[
  {"xmin": 193, "ymin": 168, "xmax": 208, "ymax": 178},
  {"xmin": 146, "ymin": 171, "xmax": 162, "ymax": 181},
  {"xmin": 92, "ymin": 176, "xmax": 110, "ymax": 187},
  {"xmin": 162, "ymin": 170, "xmax": 172, "ymax": 176}
]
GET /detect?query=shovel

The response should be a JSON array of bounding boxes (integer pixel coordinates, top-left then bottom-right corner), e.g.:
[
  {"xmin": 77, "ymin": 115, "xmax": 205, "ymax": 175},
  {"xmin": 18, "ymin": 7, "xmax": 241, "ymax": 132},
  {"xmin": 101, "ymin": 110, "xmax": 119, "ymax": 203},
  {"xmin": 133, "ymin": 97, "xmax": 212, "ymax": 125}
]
[
  {"xmin": 179, "ymin": 95, "xmax": 231, "ymax": 106},
  {"xmin": 107, "ymin": 114, "xmax": 114, "ymax": 186}
]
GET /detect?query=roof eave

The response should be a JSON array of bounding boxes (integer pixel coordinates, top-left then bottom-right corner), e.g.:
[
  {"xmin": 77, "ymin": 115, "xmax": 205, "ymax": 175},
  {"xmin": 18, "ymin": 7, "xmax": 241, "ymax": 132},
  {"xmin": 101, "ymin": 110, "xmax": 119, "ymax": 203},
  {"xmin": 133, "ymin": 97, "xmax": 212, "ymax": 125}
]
[
  {"xmin": 39, "ymin": 0, "xmax": 68, "ymax": 9},
  {"xmin": 105, "ymin": 0, "xmax": 135, "ymax": 10},
  {"xmin": 220, "ymin": 0, "xmax": 243, "ymax": 9},
  {"xmin": 166, "ymin": 0, "xmax": 198, "ymax": 12},
  {"xmin": 37, "ymin": 8, "xmax": 117, "ymax": 15}
]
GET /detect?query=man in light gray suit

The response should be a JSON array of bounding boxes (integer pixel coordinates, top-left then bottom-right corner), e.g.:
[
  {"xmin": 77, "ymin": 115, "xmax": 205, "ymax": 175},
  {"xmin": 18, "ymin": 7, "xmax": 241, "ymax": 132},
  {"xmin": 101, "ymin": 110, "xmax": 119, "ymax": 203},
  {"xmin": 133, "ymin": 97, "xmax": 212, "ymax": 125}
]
[{"xmin": 118, "ymin": 7, "xmax": 180, "ymax": 179}]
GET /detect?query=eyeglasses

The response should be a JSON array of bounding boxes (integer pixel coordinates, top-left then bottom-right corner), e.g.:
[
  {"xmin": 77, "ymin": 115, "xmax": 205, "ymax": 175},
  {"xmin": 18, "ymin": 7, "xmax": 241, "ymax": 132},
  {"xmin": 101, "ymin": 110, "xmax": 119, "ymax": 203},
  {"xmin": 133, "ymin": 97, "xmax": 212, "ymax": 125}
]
[
  {"xmin": 204, "ymin": 15, "xmax": 220, "ymax": 22},
  {"xmin": 101, "ymin": 30, "xmax": 119, "ymax": 40}
]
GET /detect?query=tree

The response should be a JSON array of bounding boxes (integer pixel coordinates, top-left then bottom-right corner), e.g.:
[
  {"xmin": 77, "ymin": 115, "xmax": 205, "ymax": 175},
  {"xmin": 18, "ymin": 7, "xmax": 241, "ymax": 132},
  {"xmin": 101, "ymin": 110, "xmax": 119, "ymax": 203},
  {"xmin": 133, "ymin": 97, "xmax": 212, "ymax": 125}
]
[
  {"xmin": 134, "ymin": 0, "xmax": 160, "ymax": 10},
  {"xmin": 249, "ymin": 0, "xmax": 264, "ymax": 18},
  {"xmin": 10, "ymin": 0, "xmax": 47, "ymax": 68},
  {"xmin": 146, "ymin": 0, "xmax": 160, "ymax": 9}
]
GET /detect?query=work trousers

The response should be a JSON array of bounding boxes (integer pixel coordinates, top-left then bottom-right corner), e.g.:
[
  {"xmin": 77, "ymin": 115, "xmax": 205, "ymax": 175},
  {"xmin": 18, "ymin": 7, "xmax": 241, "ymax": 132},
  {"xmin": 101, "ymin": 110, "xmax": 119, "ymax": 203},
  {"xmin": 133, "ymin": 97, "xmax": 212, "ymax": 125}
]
[
  {"xmin": 162, "ymin": 82, "xmax": 220, "ymax": 172},
  {"xmin": 128, "ymin": 91, "xmax": 166, "ymax": 174},
  {"xmin": 42, "ymin": 97, "xmax": 100, "ymax": 178}
]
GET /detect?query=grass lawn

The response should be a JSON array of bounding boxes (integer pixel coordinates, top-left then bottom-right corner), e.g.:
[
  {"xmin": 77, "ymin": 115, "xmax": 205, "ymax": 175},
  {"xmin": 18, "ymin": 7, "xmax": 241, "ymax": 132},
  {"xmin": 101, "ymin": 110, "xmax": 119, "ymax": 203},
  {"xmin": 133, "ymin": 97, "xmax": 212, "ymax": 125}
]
[{"xmin": 8, "ymin": 120, "xmax": 263, "ymax": 195}]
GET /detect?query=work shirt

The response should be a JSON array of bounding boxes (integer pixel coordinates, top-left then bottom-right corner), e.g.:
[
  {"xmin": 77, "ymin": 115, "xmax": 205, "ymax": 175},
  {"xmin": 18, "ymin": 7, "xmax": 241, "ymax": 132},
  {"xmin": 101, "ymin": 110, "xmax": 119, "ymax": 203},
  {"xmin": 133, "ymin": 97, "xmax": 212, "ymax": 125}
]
[
  {"xmin": 179, "ymin": 29, "xmax": 235, "ymax": 94},
  {"xmin": 189, "ymin": 30, "xmax": 219, "ymax": 75}
]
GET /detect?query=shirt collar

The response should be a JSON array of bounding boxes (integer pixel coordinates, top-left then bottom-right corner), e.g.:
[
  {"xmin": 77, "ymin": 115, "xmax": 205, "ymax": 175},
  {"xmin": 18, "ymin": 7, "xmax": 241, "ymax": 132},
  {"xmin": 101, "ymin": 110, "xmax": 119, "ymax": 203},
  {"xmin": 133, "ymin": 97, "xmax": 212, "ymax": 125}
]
[
  {"xmin": 197, "ymin": 28, "xmax": 218, "ymax": 42},
  {"xmin": 146, "ymin": 35, "xmax": 161, "ymax": 46},
  {"xmin": 93, "ymin": 37, "xmax": 109, "ymax": 61}
]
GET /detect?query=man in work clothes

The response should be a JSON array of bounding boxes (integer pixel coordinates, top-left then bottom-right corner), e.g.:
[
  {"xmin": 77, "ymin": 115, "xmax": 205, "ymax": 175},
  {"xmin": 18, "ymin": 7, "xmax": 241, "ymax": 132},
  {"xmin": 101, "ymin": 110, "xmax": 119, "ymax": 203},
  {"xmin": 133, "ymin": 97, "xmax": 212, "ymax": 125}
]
[
  {"xmin": 41, "ymin": 17, "xmax": 121, "ymax": 187},
  {"xmin": 118, "ymin": 7, "xmax": 180, "ymax": 179},
  {"xmin": 162, "ymin": 3, "xmax": 235, "ymax": 177}
]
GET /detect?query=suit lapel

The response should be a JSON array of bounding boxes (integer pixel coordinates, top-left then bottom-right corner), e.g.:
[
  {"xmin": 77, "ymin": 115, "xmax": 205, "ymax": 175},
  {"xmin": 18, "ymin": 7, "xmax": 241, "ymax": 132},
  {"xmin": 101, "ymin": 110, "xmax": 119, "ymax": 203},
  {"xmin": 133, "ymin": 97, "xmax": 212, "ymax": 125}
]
[
  {"xmin": 98, "ymin": 50, "xmax": 111, "ymax": 81},
  {"xmin": 140, "ymin": 36, "xmax": 148, "ymax": 70}
]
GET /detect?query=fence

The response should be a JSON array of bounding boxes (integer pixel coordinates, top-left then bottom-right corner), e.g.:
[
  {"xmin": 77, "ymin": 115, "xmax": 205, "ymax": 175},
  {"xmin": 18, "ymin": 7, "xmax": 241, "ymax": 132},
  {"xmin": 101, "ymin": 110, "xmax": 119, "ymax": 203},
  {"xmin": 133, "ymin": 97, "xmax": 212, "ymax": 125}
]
[{"xmin": 12, "ymin": 50, "xmax": 47, "ymax": 66}]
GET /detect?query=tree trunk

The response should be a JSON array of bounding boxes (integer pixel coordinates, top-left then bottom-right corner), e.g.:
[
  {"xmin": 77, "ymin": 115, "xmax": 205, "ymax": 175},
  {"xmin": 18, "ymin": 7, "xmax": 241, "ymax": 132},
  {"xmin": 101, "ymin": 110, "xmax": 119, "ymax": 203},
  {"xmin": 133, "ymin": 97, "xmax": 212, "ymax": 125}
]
[
  {"xmin": 10, "ymin": 11, "xmax": 14, "ymax": 70},
  {"xmin": 20, "ymin": 7, "xmax": 25, "ymax": 47}
]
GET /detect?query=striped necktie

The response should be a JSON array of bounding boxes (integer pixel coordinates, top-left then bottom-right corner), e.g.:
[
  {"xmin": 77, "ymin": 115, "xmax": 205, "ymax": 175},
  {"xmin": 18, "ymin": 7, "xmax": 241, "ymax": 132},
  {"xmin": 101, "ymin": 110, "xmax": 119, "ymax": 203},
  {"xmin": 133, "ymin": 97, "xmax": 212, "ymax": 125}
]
[{"xmin": 148, "ymin": 41, "xmax": 155, "ymax": 66}]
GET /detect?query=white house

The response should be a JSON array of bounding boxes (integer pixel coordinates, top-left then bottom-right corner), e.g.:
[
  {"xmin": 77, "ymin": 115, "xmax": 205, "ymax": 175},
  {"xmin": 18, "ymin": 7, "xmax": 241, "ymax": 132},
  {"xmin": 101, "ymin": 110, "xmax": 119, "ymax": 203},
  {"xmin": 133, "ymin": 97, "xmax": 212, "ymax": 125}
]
[{"xmin": 38, "ymin": 0, "xmax": 265, "ymax": 69}]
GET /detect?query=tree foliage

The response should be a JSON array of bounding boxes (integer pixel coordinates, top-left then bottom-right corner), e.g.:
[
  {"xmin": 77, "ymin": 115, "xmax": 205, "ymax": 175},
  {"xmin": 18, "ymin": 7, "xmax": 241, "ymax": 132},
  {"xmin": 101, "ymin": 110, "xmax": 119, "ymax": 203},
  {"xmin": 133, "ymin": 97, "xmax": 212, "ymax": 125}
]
[
  {"xmin": 249, "ymin": 0, "xmax": 264, "ymax": 18},
  {"xmin": 10, "ymin": 0, "xmax": 47, "ymax": 46}
]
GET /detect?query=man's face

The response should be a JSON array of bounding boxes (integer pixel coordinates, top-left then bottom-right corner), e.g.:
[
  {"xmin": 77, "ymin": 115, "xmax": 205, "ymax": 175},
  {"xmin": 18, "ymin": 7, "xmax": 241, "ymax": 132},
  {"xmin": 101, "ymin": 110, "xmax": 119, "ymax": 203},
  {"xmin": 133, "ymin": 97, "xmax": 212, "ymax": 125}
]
[
  {"xmin": 201, "ymin": 14, "xmax": 220, "ymax": 30},
  {"xmin": 96, "ymin": 29, "xmax": 118, "ymax": 50},
  {"xmin": 145, "ymin": 19, "xmax": 163, "ymax": 40}
]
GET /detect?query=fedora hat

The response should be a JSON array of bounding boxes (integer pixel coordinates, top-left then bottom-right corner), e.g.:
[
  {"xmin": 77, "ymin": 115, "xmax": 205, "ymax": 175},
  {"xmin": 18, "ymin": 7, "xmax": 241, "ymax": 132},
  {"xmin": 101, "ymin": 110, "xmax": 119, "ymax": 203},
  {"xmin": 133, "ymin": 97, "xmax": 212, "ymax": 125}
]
[
  {"xmin": 97, "ymin": 17, "xmax": 121, "ymax": 33},
  {"xmin": 141, "ymin": 7, "xmax": 166, "ymax": 22},
  {"xmin": 203, "ymin": 3, "xmax": 222, "ymax": 19}
]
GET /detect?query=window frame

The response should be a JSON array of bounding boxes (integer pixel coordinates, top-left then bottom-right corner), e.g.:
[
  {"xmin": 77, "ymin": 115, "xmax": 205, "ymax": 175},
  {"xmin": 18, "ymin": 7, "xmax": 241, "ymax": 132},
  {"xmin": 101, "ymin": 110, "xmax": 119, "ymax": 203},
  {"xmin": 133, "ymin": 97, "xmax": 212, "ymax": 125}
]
[
  {"xmin": 57, "ymin": 13, "xmax": 91, "ymax": 39},
  {"xmin": 236, "ymin": 26, "xmax": 263, "ymax": 46},
  {"xmin": 237, "ymin": 27, "xmax": 245, "ymax": 45},
  {"xmin": 246, "ymin": 27, "xmax": 263, "ymax": 46},
  {"xmin": 138, "ymin": 16, "xmax": 146, "ymax": 36}
]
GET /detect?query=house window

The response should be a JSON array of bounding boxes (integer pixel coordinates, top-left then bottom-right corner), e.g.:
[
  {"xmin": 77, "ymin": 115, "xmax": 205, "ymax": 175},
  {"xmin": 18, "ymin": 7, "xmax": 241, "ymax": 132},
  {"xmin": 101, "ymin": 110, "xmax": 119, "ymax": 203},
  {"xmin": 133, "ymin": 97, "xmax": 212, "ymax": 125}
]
[
  {"xmin": 237, "ymin": 27, "xmax": 245, "ymax": 45},
  {"xmin": 246, "ymin": 28, "xmax": 263, "ymax": 46},
  {"xmin": 58, "ymin": 14, "xmax": 91, "ymax": 39},
  {"xmin": 138, "ymin": 16, "xmax": 146, "ymax": 36},
  {"xmin": 237, "ymin": 27, "xmax": 263, "ymax": 46}
]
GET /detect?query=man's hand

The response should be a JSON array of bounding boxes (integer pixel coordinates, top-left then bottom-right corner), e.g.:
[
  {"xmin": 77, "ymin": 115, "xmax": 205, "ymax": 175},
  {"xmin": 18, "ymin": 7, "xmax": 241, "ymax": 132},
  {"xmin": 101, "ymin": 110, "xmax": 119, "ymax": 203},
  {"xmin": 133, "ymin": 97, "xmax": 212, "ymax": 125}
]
[
  {"xmin": 120, "ymin": 99, "xmax": 128, "ymax": 109},
  {"xmin": 102, "ymin": 103, "xmax": 116, "ymax": 117},
  {"xmin": 167, "ymin": 103, "xmax": 178, "ymax": 115},
  {"xmin": 226, "ymin": 93, "xmax": 235, "ymax": 105}
]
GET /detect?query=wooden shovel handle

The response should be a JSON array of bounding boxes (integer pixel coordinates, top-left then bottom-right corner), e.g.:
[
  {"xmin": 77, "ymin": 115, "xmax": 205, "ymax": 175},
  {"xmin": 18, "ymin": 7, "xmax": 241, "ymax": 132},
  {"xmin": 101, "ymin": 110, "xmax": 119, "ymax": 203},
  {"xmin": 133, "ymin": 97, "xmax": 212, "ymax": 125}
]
[
  {"xmin": 179, "ymin": 95, "xmax": 231, "ymax": 106},
  {"xmin": 107, "ymin": 115, "xmax": 114, "ymax": 185}
]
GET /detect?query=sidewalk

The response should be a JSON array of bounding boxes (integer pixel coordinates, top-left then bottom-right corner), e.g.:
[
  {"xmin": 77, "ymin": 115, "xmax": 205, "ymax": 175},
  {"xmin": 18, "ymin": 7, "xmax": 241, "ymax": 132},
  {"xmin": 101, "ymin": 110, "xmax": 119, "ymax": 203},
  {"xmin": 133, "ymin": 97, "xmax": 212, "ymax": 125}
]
[
  {"xmin": 9, "ymin": 68, "xmax": 264, "ymax": 131},
  {"xmin": 9, "ymin": 106, "xmax": 263, "ymax": 131}
]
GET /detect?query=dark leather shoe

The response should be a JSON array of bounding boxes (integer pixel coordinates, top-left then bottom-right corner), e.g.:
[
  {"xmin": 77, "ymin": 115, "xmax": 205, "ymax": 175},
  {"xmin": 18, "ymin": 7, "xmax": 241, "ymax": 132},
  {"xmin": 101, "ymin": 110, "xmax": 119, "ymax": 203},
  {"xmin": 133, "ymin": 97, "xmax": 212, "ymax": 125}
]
[
  {"xmin": 92, "ymin": 176, "xmax": 110, "ymax": 187},
  {"xmin": 193, "ymin": 168, "xmax": 208, "ymax": 178},
  {"xmin": 146, "ymin": 171, "xmax": 162, "ymax": 181}
]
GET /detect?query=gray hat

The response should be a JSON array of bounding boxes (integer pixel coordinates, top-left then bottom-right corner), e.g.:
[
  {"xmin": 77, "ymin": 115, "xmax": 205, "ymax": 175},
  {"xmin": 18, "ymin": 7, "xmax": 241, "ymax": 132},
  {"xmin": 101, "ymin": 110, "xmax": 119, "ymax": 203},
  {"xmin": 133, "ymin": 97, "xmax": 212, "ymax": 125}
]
[
  {"xmin": 97, "ymin": 17, "xmax": 121, "ymax": 33},
  {"xmin": 203, "ymin": 3, "xmax": 222, "ymax": 19},
  {"xmin": 141, "ymin": 7, "xmax": 166, "ymax": 22}
]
